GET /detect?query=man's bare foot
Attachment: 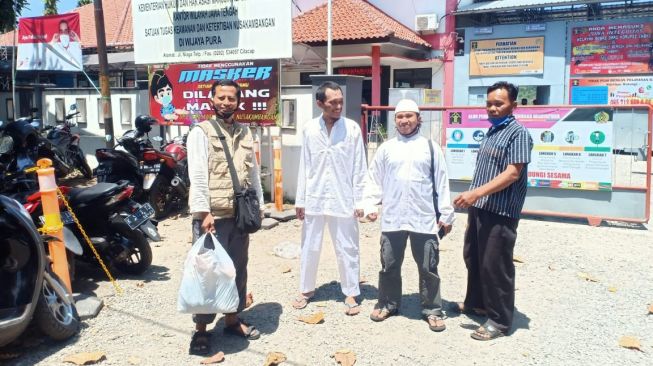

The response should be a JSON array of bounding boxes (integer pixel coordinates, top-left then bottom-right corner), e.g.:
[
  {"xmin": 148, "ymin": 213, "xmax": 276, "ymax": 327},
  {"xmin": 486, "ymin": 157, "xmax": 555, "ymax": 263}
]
[{"xmin": 244, "ymin": 292, "xmax": 254, "ymax": 309}]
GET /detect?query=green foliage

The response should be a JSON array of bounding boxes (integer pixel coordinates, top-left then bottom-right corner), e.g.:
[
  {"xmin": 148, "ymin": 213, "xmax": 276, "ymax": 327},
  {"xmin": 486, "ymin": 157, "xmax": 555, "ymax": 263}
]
[
  {"xmin": 44, "ymin": 0, "xmax": 58, "ymax": 15},
  {"xmin": 77, "ymin": 0, "xmax": 93, "ymax": 6},
  {"xmin": 0, "ymin": 0, "xmax": 28, "ymax": 32}
]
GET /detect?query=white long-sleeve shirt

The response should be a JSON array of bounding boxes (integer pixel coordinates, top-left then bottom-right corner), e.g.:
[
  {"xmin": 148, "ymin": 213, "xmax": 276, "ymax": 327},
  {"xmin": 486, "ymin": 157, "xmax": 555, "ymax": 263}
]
[
  {"xmin": 295, "ymin": 116, "xmax": 367, "ymax": 218},
  {"xmin": 187, "ymin": 125, "xmax": 265, "ymax": 218},
  {"xmin": 363, "ymin": 134, "xmax": 455, "ymax": 234}
]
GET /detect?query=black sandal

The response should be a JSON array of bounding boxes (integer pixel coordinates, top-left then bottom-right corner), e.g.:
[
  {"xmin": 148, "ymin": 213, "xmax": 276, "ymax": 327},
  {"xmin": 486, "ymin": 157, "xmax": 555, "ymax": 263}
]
[
  {"xmin": 224, "ymin": 319, "xmax": 260, "ymax": 340},
  {"xmin": 471, "ymin": 323, "xmax": 505, "ymax": 341},
  {"xmin": 189, "ymin": 331, "xmax": 212, "ymax": 355},
  {"xmin": 425, "ymin": 314, "xmax": 447, "ymax": 332},
  {"xmin": 369, "ymin": 307, "xmax": 398, "ymax": 322}
]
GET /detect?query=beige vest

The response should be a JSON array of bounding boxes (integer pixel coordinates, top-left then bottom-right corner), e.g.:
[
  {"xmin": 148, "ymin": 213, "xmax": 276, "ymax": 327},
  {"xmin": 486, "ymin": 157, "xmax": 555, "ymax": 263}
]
[{"xmin": 198, "ymin": 119, "xmax": 254, "ymax": 218}]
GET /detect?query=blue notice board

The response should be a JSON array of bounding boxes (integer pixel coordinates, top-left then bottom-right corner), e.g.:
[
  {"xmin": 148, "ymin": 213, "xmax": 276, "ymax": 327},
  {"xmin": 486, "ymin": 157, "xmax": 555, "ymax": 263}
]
[{"xmin": 571, "ymin": 86, "xmax": 609, "ymax": 105}]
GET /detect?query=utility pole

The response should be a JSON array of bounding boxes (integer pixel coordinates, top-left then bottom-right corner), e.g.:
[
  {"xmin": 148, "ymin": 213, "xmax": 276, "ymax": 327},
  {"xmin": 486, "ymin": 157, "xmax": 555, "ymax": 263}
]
[{"xmin": 94, "ymin": 0, "xmax": 115, "ymax": 147}]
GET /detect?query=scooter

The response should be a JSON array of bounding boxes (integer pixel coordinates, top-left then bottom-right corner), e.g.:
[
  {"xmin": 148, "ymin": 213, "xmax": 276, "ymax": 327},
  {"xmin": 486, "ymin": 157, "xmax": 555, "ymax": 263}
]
[
  {"xmin": 96, "ymin": 115, "xmax": 188, "ymax": 219},
  {"xmin": 0, "ymin": 195, "xmax": 79, "ymax": 347},
  {"xmin": 41, "ymin": 104, "xmax": 92, "ymax": 179}
]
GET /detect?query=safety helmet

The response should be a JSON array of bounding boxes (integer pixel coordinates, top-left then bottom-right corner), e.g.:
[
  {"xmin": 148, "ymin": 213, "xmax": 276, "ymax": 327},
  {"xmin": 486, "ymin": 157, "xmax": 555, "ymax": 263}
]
[{"xmin": 134, "ymin": 115, "xmax": 155, "ymax": 133}]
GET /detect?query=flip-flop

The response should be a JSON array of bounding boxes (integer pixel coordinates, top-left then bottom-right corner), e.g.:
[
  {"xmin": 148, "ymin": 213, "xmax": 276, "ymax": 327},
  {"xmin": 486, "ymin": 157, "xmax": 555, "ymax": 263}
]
[
  {"xmin": 425, "ymin": 314, "xmax": 447, "ymax": 332},
  {"xmin": 291, "ymin": 295, "xmax": 312, "ymax": 309},
  {"xmin": 189, "ymin": 331, "xmax": 212, "ymax": 356},
  {"xmin": 344, "ymin": 301, "xmax": 361, "ymax": 316},
  {"xmin": 224, "ymin": 319, "xmax": 260, "ymax": 340},
  {"xmin": 471, "ymin": 323, "xmax": 505, "ymax": 341},
  {"xmin": 369, "ymin": 307, "xmax": 397, "ymax": 322}
]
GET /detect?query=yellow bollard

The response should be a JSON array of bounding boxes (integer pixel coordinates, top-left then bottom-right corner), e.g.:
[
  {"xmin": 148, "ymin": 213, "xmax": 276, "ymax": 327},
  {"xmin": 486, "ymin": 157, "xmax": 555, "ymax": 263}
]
[
  {"xmin": 273, "ymin": 136, "xmax": 283, "ymax": 212},
  {"xmin": 36, "ymin": 158, "xmax": 72, "ymax": 292}
]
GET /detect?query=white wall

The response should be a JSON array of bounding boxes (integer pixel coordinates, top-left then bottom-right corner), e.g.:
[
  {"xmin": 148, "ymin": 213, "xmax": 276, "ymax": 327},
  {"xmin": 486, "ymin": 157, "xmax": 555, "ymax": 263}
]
[{"xmin": 42, "ymin": 88, "xmax": 150, "ymax": 168}]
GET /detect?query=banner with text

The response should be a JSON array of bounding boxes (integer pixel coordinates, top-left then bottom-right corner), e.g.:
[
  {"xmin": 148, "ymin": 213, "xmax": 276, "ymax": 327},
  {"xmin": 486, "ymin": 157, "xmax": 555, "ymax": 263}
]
[
  {"xmin": 570, "ymin": 76, "xmax": 653, "ymax": 105},
  {"xmin": 445, "ymin": 108, "xmax": 613, "ymax": 191},
  {"xmin": 469, "ymin": 37, "xmax": 544, "ymax": 76},
  {"xmin": 132, "ymin": 0, "xmax": 292, "ymax": 64},
  {"xmin": 149, "ymin": 59, "xmax": 279, "ymax": 126},
  {"xmin": 17, "ymin": 13, "xmax": 82, "ymax": 71},
  {"xmin": 571, "ymin": 23, "xmax": 653, "ymax": 75}
]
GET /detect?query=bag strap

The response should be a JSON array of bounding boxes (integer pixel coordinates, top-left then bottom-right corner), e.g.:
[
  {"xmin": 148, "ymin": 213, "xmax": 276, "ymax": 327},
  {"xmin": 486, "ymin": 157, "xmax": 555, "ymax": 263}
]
[
  {"xmin": 207, "ymin": 119, "xmax": 242, "ymax": 193},
  {"xmin": 428, "ymin": 139, "xmax": 442, "ymax": 222}
]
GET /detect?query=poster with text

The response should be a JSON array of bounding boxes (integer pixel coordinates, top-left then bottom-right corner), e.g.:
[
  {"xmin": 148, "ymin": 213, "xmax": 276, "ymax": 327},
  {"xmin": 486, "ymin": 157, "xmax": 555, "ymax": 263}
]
[
  {"xmin": 149, "ymin": 60, "xmax": 279, "ymax": 126},
  {"xmin": 17, "ymin": 13, "xmax": 82, "ymax": 71},
  {"xmin": 571, "ymin": 23, "xmax": 653, "ymax": 75},
  {"xmin": 445, "ymin": 107, "xmax": 613, "ymax": 191},
  {"xmin": 469, "ymin": 37, "xmax": 544, "ymax": 76},
  {"xmin": 132, "ymin": 0, "xmax": 292, "ymax": 64},
  {"xmin": 570, "ymin": 77, "xmax": 653, "ymax": 105}
]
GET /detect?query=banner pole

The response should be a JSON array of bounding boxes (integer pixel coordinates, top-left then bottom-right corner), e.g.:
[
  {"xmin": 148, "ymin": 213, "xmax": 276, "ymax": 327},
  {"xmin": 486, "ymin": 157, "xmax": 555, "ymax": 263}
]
[
  {"xmin": 80, "ymin": 69, "xmax": 101, "ymax": 95},
  {"xmin": 11, "ymin": 7, "xmax": 17, "ymax": 121}
]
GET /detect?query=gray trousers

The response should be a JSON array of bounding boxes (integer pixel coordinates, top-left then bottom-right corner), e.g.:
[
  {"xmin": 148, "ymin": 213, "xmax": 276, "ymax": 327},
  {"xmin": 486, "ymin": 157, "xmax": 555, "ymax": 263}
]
[
  {"xmin": 191, "ymin": 218, "xmax": 249, "ymax": 325},
  {"xmin": 377, "ymin": 231, "xmax": 443, "ymax": 317}
]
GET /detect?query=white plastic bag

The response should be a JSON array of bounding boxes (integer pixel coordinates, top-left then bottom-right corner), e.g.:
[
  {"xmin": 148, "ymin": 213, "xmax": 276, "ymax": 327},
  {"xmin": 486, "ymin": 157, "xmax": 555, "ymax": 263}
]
[{"xmin": 177, "ymin": 233, "xmax": 239, "ymax": 314}]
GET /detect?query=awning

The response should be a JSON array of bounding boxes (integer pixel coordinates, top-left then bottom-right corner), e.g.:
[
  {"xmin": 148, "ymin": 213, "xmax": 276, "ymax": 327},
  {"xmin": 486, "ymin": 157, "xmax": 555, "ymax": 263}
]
[{"xmin": 455, "ymin": 0, "xmax": 606, "ymax": 14}]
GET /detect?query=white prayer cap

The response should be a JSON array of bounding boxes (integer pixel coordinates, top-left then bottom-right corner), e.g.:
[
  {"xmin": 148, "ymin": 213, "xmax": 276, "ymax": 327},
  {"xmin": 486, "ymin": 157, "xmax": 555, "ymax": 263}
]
[{"xmin": 394, "ymin": 99, "xmax": 420, "ymax": 114}]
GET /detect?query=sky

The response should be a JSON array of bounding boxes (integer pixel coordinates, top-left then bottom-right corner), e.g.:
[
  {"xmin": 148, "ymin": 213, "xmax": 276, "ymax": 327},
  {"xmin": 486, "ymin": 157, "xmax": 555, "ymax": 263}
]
[{"xmin": 21, "ymin": 0, "xmax": 81, "ymax": 18}]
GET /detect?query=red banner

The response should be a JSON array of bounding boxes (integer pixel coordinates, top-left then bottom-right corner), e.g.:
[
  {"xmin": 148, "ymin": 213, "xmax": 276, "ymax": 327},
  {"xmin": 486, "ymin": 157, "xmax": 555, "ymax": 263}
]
[
  {"xmin": 17, "ymin": 13, "xmax": 82, "ymax": 71},
  {"xmin": 571, "ymin": 23, "xmax": 653, "ymax": 75},
  {"xmin": 149, "ymin": 60, "xmax": 280, "ymax": 127}
]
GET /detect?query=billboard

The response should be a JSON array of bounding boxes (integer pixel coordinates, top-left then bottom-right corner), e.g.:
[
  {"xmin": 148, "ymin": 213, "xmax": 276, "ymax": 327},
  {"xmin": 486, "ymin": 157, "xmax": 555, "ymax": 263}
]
[
  {"xmin": 132, "ymin": 0, "xmax": 292, "ymax": 64},
  {"xmin": 445, "ymin": 107, "xmax": 613, "ymax": 191},
  {"xmin": 149, "ymin": 60, "xmax": 280, "ymax": 127},
  {"xmin": 571, "ymin": 23, "xmax": 653, "ymax": 75},
  {"xmin": 17, "ymin": 13, "xmax": 82, "ymax": 71},
  {"xmin": 469, "ymin": 37, "xmax": 544, "ymax": 76},
  {"xmin": 570, "ymin": 77, "xmax": 653, "ymax": 105}
]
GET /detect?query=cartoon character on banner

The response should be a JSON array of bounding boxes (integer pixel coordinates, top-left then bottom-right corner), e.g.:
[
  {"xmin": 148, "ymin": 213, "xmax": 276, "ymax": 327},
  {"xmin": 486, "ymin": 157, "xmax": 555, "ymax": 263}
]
[{"xmin": 151, "ymin": 70, "xmax": 189, "ymax": 125}]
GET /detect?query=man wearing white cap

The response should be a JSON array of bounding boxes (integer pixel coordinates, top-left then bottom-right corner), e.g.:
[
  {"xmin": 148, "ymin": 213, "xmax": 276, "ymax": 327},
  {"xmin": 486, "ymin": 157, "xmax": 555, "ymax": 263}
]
[{"xmin": 363, "ymin": 99, "xmax": 454, "ymax": 331}]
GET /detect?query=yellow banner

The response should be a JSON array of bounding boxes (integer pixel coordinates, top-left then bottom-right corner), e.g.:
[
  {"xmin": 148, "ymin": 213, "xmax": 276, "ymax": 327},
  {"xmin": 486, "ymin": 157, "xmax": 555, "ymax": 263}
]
[{"xmin": 469, "ymin": 37, "xmax": 544, "ymax": 76}]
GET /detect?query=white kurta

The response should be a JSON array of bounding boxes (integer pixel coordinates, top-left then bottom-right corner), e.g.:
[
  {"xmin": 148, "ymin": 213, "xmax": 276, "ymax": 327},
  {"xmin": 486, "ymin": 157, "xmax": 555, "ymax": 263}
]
[
  {"xmin": 295, "ymin": 116, "xmax": 367, "ymax": 217},
  {"xmin": 187, "ymin": 125, "xmax": 265, "ymax": 219},
  {"xmin": 363, "ymin": 134, "xmax": 455, "ymax": 235},
  {"xmin": 296, "ymin": 115, "xmax": 367, "ymax": 297}
]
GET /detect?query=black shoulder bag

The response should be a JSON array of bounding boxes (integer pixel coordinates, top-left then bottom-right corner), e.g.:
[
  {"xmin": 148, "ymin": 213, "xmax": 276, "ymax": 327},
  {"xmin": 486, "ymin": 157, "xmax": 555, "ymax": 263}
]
[
  {"xmin": 208, "ymin": 120, "xmax": 261, "ymax": 233},
  {"xmin": 428, "ymin": 139, "xmax": 446, "ymax": 239}
]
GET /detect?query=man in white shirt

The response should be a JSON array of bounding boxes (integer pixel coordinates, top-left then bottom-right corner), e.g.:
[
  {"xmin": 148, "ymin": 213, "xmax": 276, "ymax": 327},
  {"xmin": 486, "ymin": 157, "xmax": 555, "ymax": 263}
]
[
  {"xmin": 292, "ymin": 81, "xmax": 367, "ymax": 316},
  {"xmin": 186, "ymin": 79, "xmax": 265, "ymax": 355},
  {"xmin": 364, "ymin": 99, "xmax": 454, "ymax": 332}
]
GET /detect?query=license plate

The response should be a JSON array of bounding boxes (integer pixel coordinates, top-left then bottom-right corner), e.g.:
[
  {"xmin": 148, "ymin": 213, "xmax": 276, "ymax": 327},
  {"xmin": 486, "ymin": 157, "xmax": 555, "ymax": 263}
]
[
  {"xmin": 140, "ymin": 163, "xmax": 160, "ymax": 174},
  {"xmin": 96, "ymin": 166, "xmax": 111, "ymax": 176},
  {"xmin": 125, "ymin": 203, "xmax": 155, "ymax": 230},
  {"xmin": 40, "ymin": 211, "xmax": 74, "ymax": 226}
]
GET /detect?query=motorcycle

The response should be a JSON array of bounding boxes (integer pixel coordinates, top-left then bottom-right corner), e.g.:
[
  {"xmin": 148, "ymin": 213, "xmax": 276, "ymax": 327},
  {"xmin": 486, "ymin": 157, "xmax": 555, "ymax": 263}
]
[
  {"xmin": 0, "ymin": 194, "xmax": 79, "ymax": 347},
  {"xmin": 96, "ymin": 115, "xmax": 188, "ymax": 219},
  {"xmin": 1, "ymin": 170, "xmax": 160, "ymax": 276},
  {"xmin": 41, "ymin": 104, "xmax": 92, "ymax": 179}
]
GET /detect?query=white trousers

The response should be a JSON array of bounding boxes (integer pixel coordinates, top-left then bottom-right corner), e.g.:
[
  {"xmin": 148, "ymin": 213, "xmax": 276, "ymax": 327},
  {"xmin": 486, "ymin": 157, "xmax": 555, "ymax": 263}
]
[{"xmin": 300, "ymin": 214, "xmax": 361, "ymax": 297}]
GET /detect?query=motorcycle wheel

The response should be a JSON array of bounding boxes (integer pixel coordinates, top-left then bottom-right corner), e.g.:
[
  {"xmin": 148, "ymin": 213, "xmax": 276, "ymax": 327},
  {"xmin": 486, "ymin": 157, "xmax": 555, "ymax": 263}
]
[
  {"xmin": 34, "ymin": 271, "xmax": 80, "ymax": 341},
  {"xmin": 149, "ymin": 176, "xmax": 173, "ymax": 219},
  {"xmin": 113, "ymin": 228, "xmax": 152, "ymax": 275}
]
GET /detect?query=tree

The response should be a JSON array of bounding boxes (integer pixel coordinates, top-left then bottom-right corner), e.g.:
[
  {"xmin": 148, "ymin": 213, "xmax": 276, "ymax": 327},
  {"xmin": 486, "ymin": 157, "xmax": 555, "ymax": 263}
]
[
  {"xmin": 77, "ymin": 0, "xmax": 93, "ymax": 6},
  {"xmin": 0, "ymin": 0, "xmax": 28, "ymax": 32},
  {"xmin": 44, "ymin": 0, "xmax": 58, "ymax": 15}
]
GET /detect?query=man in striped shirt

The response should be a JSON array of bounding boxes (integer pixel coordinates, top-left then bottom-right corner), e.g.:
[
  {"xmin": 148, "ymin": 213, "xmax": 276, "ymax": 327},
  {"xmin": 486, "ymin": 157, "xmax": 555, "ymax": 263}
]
[{"xmin": 453, "ymin": 81, "xmax": 533, "ymax": 341}]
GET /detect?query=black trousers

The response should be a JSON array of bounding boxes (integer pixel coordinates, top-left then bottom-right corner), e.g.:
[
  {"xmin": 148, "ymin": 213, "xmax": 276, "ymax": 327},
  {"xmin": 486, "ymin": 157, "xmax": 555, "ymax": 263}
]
[
  {"xmin": 191, "ymin": 218, "xmax": 249, "ymax": 325},
  {"xmin": 377, "ymin": 231, "xmax": 442, "ymax": 317},
  {"xmin": 463, "ymin": 207, "xmax": 519, "ymax": 333}
]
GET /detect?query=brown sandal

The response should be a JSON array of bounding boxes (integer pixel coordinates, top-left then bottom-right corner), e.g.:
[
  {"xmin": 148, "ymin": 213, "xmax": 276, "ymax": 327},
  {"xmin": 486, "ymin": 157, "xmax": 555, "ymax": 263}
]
[
  {"xmin": 471, "ymin": 323, "xmax": 505, "ymax": 341},
  {"xmin": 291, "ymin": 294, "xmax": 312, "ymax": 309},
  {"xmin": 369, "ymin": 307, "xmax": 397, "ymax": 322},
  {"xmin": 426, "ymin": 314, "xmax": 446, "ymax": 332}
]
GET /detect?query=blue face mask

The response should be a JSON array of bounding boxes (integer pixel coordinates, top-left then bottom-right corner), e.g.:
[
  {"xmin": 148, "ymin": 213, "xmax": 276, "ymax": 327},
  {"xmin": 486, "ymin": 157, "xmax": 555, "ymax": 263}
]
[
  {"xmin": 488, "ymin": 115, "xmax": 510, "ymax": 126},
  {"xmin": 161, "ymin": 95, "xmax": 172, "ymax": 105}
]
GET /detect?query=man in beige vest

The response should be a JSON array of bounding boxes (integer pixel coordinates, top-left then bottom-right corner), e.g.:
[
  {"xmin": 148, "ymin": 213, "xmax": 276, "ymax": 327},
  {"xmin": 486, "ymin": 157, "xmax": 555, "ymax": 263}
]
[{"xmin": 186, "ymin": 79, "xmax": 265, "ymax": 355}]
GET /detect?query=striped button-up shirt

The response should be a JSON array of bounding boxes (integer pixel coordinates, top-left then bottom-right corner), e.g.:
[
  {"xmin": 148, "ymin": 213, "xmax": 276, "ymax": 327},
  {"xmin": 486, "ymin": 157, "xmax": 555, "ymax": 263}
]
[{"xmin": 470, "ymin": 116, "xmax": 533, "ymax": 218}]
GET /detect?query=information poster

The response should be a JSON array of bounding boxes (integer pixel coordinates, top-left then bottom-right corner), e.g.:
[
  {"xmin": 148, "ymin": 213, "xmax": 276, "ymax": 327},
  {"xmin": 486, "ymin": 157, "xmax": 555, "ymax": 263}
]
[
  {"xmin": 469, "ymin": 37, "xmax": 544, "ymax": 76},
  {"xmin": 570, "ymin": 77, "xmax": 653, "ymax": 105},
  {"xmin": 445, "ymin": 108, "xmax": 613, "ymax": 191},
  {"xmin": 149, "ymin": 60, "xmax": 279, "ymax": 126},
  {"xmin": 17, "ymin": 13, "xmax": 82, "ymax": 71},
  {"xmin": 571, "ymin": 23, "xmax": 653, "ymax": 75},
  {"xmin": 132, "ymin": 0, "xmax": 292, "ymax": 64}
]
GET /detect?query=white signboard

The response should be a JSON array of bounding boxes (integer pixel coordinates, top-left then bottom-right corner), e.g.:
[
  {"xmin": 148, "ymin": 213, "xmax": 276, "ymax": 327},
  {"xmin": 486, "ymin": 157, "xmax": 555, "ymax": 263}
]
[{"xmin": 132, "ymin": 0, "xmax": 292, "ymax": 64}]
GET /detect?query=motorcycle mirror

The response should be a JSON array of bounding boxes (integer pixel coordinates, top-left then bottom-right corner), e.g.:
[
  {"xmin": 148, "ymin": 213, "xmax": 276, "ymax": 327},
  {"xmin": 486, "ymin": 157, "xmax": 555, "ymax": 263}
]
[
  {"xmin": 152, "ymin": 136, "xmax": 163, "ymax": 142},
  {"xmin": 70, "ymin": 104, "xmax": 77, "ymax": 111}
]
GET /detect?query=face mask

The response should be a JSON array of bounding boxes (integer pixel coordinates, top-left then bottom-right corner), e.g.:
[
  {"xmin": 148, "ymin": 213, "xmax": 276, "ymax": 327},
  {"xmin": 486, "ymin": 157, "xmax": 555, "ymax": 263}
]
[
  {"xmin": 161, "ymin": 95, "xmax": 172, "ymax": 105},
  {"xmin": 59, "ymin": 34, "xmax": 70, "ymax": 47},
  {"xmin": 488, "ymin": 116, "xmax": 510, "ymax": 126}
]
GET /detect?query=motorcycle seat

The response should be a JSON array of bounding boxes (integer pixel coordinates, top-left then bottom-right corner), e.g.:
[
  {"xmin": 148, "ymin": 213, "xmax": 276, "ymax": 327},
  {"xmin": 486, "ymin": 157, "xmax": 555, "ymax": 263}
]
[{"xmin": 68, "ymin": 183, "xmax": 120, "ymax": 205}]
